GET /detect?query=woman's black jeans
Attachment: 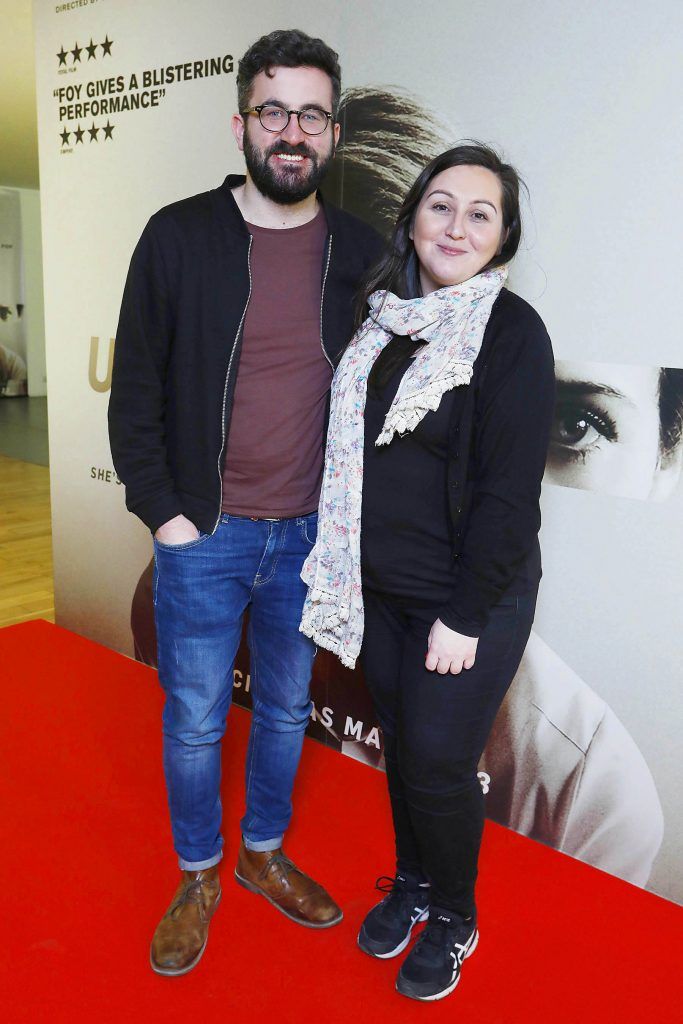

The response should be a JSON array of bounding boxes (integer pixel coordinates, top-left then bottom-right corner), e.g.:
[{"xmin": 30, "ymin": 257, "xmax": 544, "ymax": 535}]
[{"xmin": 360, "ymin": 587, "xmax": 537, "ymax": 917}]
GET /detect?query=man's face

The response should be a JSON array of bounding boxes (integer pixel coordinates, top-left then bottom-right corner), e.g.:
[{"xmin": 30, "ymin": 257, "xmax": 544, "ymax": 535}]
[{"xmin": 232, "ymin": 65, "xmax": 340, "ymax": 205}]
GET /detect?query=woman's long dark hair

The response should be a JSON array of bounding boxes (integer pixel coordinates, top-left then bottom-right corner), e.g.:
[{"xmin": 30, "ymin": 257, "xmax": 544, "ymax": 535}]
[
  {"xmin": 361, "ymin": 143, "xmax": 526, "ymax": 393},
  {"xmin": 658, "ymin": 367, "xmax": 683, "ymax": 457}
]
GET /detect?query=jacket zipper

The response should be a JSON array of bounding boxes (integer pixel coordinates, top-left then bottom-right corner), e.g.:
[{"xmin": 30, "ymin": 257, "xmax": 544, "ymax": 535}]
[
  {"xmin": 319, "ymin": 234, "xmax": 333, "ymax": 368},
  {"xmin": 213, "ymin": 234, "xmax": 253, "ymax": 532}
]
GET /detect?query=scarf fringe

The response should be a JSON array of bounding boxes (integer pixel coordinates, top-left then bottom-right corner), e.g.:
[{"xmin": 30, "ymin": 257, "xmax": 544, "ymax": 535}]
[
  {"xmin": 299, "ymin": 621, "xmax": 357, "ymax": 670},
  {"xmin": 299, "ymin": 591, "xmax": 358, "ymax": 670},
  {"xmin": 376, "ymin": 362, "xmax": 473, "ymax": 446}
]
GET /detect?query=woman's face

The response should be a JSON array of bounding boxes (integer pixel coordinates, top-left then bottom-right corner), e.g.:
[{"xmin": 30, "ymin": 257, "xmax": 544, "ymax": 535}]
[
  {"xmin": 546, "ymin": 361, "xmax": 679, "ymax": 501},
  {"xmin": 410, "ymin": 164, "xmax": 505, "ymax": 293}
]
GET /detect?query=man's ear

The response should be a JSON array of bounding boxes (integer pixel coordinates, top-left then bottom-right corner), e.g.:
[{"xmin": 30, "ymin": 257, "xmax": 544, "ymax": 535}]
[
  {"xmin": 648, "ymin": 445, "xmax": 683, "ymax": 502},
  {"xmin": 232, "ymin": 113, "xmax": 245, "ymax": 153}
]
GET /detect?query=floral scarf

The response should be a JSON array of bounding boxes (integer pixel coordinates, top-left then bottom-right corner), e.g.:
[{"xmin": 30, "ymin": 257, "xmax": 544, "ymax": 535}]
[{"xmin": 299, "ymin": 266, "xmax": 507, "ymax": 668}]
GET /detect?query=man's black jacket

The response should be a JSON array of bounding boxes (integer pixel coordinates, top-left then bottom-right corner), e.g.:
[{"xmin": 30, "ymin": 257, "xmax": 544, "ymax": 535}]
[{"xmin": 108, "ymin": 175, "xmax": 383, "ymax": 534}]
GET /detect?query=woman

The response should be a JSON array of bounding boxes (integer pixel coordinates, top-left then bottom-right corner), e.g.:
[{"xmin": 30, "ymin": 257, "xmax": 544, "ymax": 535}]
[{"xmin": 300, "ymin": 143, "xmax": 555, "ymax": 1002}]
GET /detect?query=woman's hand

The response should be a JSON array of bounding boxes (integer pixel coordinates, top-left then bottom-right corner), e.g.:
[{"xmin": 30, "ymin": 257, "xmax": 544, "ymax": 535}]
[{"xmin": 425, "ymin": 618, "xmax": 478, "ymax": 675}]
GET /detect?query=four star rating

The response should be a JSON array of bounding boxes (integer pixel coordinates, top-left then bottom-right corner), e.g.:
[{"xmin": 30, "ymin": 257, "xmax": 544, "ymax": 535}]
[
  {"xmin": 56, "ymin": 35, "xmax": 116, "ymax": 150},
  {"xmin": 57, "ymin": 37, "xmax": 113, "ymax": 66},
  {"xmin": 60, "ymin": 121, "xmax": 115, "ymax": 146}
]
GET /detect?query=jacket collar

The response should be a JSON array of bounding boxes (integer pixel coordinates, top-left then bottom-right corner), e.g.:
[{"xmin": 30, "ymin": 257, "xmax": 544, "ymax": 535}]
[{"xmin": 219, "ymin": 173, "xmax": 338, "ymax": 236}]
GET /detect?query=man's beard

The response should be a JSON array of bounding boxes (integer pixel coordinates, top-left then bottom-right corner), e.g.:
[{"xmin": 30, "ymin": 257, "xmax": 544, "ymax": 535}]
[{"xmin": 243, "ymin": 128, "xmax": 335, "ymax": 205}]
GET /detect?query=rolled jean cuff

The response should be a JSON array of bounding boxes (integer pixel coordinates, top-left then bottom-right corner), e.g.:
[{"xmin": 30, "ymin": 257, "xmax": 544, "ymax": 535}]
[
  {"xmin": 178, "ymin": 850, "xmax": 223, "ymax": 871},
  {"xmin": 243, "ymin": 834, "xmax": 283, "ymax": 853}
]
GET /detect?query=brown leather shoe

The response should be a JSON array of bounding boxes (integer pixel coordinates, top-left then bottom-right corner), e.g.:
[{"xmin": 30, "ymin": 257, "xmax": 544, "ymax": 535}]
[
  {"xmin": 150, "ymin": 866, "xmax": 221, "ymax": 976},
  {"xmin": 234, "ymin": 840, "xmax": 342, "ymax": 929}
]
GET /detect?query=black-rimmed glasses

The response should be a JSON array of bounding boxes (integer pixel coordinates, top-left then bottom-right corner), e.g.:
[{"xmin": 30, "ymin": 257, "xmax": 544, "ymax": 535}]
[{"xmin": 242, "ymin": 103, "xmax": 334, "ymax": 136}]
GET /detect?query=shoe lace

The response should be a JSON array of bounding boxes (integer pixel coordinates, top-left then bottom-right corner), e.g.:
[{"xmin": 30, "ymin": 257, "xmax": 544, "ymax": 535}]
[
  {"xmin": 375, "ymin": 875, "xmax": 402, "ymax": 895},
  {"xmin": 416, "ymin": 915, "xmax": 471, "ymax": 960},
  {"xmin": 260, "ymin": 852, "xmax": 297, "ymax": 883},
  {"xmin": 418, "ymin": 916, "xmax": 451, "ymax": 951},
  {"xmin": 169, "ymin": 877, "xmax": 209, "ymax": 920},
  {"xmin": 374, "ymin": 874, "xmax": 417, "ymax": 912}
]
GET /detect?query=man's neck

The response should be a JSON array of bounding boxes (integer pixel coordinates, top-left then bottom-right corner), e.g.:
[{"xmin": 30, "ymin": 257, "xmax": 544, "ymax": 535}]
[{"xmin": 231, "ymin": 177, "xmax": 319, "ymax": 229}]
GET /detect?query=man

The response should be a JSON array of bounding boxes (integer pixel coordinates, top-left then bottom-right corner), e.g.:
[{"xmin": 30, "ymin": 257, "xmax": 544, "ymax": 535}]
[{"xmin": 109, "ymin": 29, "xmax": 382, "ymax": 976}]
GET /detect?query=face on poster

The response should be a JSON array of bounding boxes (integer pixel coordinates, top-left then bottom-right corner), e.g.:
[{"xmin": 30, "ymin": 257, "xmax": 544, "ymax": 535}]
[{"xmin": 32, "ymin": 0, "xmax": 683, "ymax": 902}]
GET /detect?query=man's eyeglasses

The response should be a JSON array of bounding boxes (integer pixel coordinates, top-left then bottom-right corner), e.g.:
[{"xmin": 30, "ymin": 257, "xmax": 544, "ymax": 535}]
[{"xmin": 242, "ymin": 103, "xmax": 335, "ymax": 137}]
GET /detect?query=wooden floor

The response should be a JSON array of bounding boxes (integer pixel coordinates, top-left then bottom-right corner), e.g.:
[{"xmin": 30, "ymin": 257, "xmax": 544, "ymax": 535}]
[
  {"xmin": 0, "ymin": 454, "xmax": 55, "ymax": 627},
  {"xmin": 0, "ymin": 397, "xmax": 49, "ymax": 466}
]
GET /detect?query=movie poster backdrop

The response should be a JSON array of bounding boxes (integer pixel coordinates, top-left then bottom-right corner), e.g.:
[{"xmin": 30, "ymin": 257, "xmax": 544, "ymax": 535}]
[{"xmin": 33, "ymin": 0, "xmax": 683, "ymax": 903}]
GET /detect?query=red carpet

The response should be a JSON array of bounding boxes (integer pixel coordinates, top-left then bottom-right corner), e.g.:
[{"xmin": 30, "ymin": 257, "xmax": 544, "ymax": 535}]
[{"xmin": 1, "ymin": 620, "xmax": 679, "ymax": 1023}]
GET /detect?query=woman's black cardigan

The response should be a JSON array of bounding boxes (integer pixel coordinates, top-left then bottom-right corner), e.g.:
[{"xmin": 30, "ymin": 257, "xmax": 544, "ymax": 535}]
[{"xmin": 435, "ymin": 287, "xmax": 555, "ymax": 635}]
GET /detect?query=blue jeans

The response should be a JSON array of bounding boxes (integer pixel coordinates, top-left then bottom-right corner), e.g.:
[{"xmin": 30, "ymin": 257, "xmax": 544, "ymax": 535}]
[{"xmin": 153, "ymin": 512, "xmax": 317, "ymax": 870}]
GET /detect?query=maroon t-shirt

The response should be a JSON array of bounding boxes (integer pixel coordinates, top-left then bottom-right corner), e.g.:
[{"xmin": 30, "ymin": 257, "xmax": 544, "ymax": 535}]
[{"xmin": 221, "ymin": 208, "xmax": 331, "ymax": 517}]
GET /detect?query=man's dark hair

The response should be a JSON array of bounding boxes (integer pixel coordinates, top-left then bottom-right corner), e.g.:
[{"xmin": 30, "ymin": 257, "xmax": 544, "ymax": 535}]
[{"xmin": 237, "ymin": 29, "xmax": 341, "ymax": 115}]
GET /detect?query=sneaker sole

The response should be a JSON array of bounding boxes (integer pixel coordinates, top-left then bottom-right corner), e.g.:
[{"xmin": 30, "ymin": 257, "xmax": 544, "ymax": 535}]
[
  {"xmin": 396, "ymin": 928, "xmax": 479, "ymax": 1002},
  {"xmin": 149, "ymin": 890, "xmax": 221, "ymax": 977},
  {"xmin": 357, "ymin": 907, "xmax": 429, "ymax": 959},
  {"xmin": 234, "ymin": 869, "xmax": 343, "ymax": 929}
]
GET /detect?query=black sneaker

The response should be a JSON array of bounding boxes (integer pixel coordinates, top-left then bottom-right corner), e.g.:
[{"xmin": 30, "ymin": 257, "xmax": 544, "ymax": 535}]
[
  {"xmin": 396, "ymin": 906, "xmax": 478, "ymax": 1001},
  {"xmin": 357, "ymin": 873, "xmax": 430, "ymax": 959}
]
